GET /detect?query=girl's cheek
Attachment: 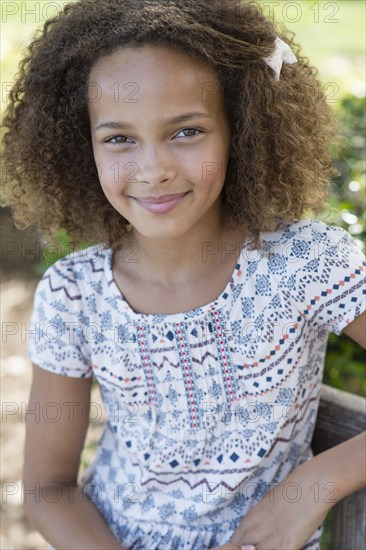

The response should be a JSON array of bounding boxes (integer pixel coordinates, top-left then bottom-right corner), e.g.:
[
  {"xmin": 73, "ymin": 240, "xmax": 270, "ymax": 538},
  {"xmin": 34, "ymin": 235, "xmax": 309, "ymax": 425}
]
[
  {"xmin": 201, "ymin": 160, "xmax": 228, "ymax": 187},
  {"xmin": 97, "ymin": 152, "xmax": 135, "ymax": 187}
]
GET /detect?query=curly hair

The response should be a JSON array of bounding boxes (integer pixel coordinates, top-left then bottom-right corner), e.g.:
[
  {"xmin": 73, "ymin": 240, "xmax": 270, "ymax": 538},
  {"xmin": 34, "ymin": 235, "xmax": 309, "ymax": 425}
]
[{"xmin": 1, "ymin": 0, "xmax": 342, "ymax": 251}]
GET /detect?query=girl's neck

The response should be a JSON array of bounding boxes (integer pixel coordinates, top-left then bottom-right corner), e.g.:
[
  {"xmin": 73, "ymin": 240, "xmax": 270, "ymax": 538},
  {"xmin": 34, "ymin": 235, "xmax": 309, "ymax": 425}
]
[{"xmin": 115, "ymin": 216, "xmax": 247, "ymax": 288}]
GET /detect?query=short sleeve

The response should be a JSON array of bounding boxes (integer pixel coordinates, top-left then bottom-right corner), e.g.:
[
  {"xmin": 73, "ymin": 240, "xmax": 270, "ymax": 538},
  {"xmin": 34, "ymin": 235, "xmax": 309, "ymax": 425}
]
[
  {"xmin": 285, "ymin": 221, "xmax": 366, "ymax": 336},
  {"xmin": 27, "ymin": 256, "xmax": 93, "ymax": 378}
]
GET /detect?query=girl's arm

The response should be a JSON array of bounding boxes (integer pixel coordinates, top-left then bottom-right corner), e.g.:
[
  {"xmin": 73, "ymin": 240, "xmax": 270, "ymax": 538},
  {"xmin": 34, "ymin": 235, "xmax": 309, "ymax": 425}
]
[
  {"xmin": 23, "ymin": 364, "xmax": 125, "ymax": 550},
  {"xmin": 220, "ymin": 312, "xmax": 366, "ymax": 550},
  {"xmin": 223, "ymin": 432, "xmax": 366, "ymax": 550}
]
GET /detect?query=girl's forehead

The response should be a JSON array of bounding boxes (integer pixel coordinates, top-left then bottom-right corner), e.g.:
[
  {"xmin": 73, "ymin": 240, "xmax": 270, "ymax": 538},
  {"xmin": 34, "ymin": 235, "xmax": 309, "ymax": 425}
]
[
  {"xmin": 87, "ymin": 45, "xmax": 223, "ymax": 116},
  {"xmin": 89, "ymin": 44, "xmax": 219, "ymax": 89}
]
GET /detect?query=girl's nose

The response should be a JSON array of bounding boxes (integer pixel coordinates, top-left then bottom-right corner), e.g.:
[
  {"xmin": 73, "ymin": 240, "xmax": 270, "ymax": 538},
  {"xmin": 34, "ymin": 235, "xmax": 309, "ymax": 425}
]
[{"xmin": 135, "ymin": 144, "xmax": 176, "ymax": 185}]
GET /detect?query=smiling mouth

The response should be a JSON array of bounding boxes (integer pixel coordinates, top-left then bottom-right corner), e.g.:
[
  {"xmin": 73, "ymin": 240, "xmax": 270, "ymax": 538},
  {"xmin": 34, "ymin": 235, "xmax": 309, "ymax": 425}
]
[
  {"xmin": 131, "ymin": 191, "xmax": 190, "ymax": 214},
  {"xmin": 132, "ymin": 192, "xmax": 189, "ymax": 204}
]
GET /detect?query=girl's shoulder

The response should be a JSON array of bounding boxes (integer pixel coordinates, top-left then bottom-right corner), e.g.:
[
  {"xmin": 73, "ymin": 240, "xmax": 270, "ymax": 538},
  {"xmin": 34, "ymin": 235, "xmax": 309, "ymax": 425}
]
[
  {"xmin": 253, "ymin": 217, "xmax": 365, "ymax": 273},
  {"xmin": 259, "ymin": 217, "xmax": 355, "ymax": 253},
  {"xmin": 254, "ymin": 217, "xmax": 365, "ymax": 283},
  {"xmin": 27, "ymin": 244, "xmax": 110, "ymax": 379},
  {"xmin": 40, "ymin": 242, "xmax": 110, "ymax": 282},
  {"xmin": 32, "ymin": 242, "xmax": 112, "ymax": 312},
  {"xmin": 254, "ymin": 217, "xmax": 365, "ymax": 336}
]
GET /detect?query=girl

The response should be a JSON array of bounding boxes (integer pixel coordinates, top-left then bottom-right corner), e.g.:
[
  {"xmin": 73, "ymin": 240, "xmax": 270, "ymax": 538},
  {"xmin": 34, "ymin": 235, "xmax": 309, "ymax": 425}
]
[{"xmin": 1, "ymin": 0, "xmax": 365, "ymax": 549}]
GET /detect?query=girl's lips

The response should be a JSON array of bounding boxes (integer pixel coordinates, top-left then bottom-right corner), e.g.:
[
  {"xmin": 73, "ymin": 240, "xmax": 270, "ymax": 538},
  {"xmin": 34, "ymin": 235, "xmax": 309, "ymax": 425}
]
[
  {"xmin": 133, "ymin": 192, "xmax": 190, "ymax": 214},
  {"xmin": 136, "ymin": 192, "xmax": 188, "ymax": 203}
]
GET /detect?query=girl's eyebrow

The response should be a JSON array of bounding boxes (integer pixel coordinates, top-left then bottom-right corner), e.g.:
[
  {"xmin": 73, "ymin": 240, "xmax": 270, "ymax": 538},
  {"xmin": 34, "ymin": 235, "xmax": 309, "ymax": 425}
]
[{"xmin": 95, "ymin": 112, "xmax": 212, "ymax": 131}]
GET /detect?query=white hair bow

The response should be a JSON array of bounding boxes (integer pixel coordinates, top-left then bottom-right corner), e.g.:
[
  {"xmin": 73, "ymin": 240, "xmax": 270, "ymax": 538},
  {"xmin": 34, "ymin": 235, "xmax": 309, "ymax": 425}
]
[{"xmin": 262, "ymin": 37, "xmax": 298, "ymax": 81}]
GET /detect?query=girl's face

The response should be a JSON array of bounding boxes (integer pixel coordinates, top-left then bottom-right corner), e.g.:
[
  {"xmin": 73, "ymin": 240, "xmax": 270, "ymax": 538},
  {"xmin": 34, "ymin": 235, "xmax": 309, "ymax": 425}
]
[{"xmin": 88, "ymin": 44, "xmax": 233, "ymax": 242}]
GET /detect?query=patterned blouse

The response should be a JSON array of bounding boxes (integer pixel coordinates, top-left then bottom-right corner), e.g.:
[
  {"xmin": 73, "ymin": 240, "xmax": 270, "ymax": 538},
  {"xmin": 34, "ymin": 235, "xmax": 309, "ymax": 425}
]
[{"xmin": 28, "ymin": 218, "xmax": 366, "ymax": 550}]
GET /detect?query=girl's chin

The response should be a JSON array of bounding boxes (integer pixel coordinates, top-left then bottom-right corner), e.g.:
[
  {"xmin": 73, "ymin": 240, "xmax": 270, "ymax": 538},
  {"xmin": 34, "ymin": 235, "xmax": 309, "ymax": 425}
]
[
  {"xmin": 137, "ymin": 229, "xmax": 188, "ymax": 240},
  {"xmin": 130, "ymin": 222, "xmax": 192, "ymax": 241}
]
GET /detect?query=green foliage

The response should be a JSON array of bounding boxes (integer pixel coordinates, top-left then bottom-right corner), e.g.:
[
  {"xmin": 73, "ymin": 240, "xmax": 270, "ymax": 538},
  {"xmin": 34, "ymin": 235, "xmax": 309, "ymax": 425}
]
[
  {"xmin": 324, "ymin": 333, "xmax": 366, "ymax": 395},
  {"xmin": 319, "ymin": 92, "xmax": 365, "ymax": 546},
  {"xmin": 323, "ymin": 93, "xmax": 366, "ymax": 238},
  {"xmin": 320, "ymin": 94, "xmax": 366, "ymax": 400}
]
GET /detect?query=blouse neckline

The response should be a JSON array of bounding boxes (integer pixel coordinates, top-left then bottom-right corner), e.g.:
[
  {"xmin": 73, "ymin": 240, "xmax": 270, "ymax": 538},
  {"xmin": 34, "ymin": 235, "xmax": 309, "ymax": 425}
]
[{"xmin": 104, "ymin": 240, "xmax": 249, "ymax": 323}]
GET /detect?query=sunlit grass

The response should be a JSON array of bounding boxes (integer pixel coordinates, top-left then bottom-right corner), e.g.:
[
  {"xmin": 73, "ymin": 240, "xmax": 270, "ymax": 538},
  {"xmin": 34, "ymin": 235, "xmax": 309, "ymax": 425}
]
[{"xmin": 270, "ymin": 0, "xmax": 365, "ymax": 97}]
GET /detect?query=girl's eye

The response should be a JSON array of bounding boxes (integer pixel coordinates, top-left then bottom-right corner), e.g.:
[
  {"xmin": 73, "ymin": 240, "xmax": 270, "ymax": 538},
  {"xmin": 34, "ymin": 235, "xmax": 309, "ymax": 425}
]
[
  {"xmin": 175, "ymin": 128, "xmax": 202, "ymax": 139},
  {"xmin": 105, "ymin": 135, "xmax": 131, "ymax": 144},
  {"xmin": 104, "ymin": 128, "xmax": 202, "ymax": 145}
]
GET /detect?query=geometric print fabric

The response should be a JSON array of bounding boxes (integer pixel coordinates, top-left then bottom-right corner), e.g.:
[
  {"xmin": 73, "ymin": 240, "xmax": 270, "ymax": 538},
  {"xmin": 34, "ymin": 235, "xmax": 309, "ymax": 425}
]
[{"xmin": 28, "ymin": 218, "xmax": 366, "ymax": 549}]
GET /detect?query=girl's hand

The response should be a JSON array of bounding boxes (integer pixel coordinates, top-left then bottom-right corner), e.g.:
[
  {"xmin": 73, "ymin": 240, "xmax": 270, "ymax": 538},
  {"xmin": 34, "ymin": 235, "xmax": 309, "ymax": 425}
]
[
  {"xmin": 210, "ymin": 545, "xmax": 242, "ymax": 550},
  {"xmin": 224, "ymin": 462, "xmax": 333, "ymax": 550},
  {"xmin": 210, "ymin": 545, "xmax": 255, "ymax": 550}
]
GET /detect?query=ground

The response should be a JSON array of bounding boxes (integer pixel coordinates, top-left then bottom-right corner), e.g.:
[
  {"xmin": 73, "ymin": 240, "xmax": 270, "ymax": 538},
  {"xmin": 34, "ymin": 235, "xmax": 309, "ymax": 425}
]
[{"xmin": 1, "ymin": 261, "xmax": 105, "ymax": 549}]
